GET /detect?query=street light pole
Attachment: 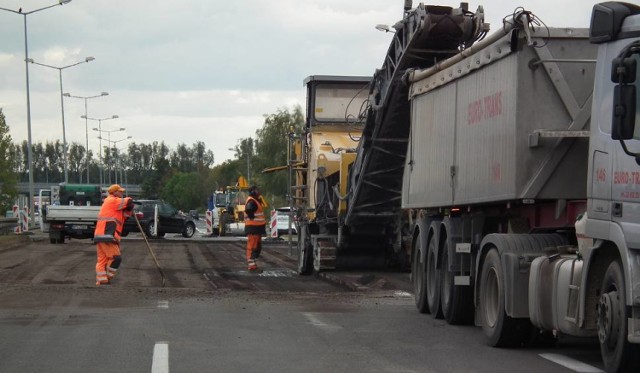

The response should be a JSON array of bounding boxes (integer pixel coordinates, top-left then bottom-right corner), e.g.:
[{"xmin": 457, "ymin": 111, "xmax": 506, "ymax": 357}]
[
  {"xmin": 64, "ymin": 92, "xmax": 109, "ymax": 183},
  {"xmin": 0, "ymin": 0, "xmax": 73, "ymax": 223},
  {"xmin": 98, "ymin": 135, "xmax": 130, "ymax": 184},
  {"xmin": 90, "ymin": 120, "xmax": 123, "ymax": 185},
  {"xmin": 107, "ymin": 137, "xmax": 131, "ymax": 184},
  {"xmin": 28, "ymin": 56, "xmax": 95, "ymax": 183}
]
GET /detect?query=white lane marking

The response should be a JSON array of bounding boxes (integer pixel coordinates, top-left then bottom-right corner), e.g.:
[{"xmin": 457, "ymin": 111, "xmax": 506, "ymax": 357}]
[
  {"xmin": 302, "ymin": 312, "xmax": 343, "ymax": 331},
  {"xmin": 539, "ymin": 353, "xmax": 603, "ymax": 373},
  {"xmin": 152, "ymin": 342, "xmax": 169, "ymax": 373},
  {"xmin": 394, "ymin": 291, "xmax": 412, "ymax": 297},
  {"xmin": 157, "ymin": 300, "xmax": 169, "ymax": 309}
]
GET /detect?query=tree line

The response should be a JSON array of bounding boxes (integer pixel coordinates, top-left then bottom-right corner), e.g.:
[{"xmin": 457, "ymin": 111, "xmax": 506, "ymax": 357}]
[{"xmin": 0, "ymin": 106, "xmax": 304, "ymax": 213}]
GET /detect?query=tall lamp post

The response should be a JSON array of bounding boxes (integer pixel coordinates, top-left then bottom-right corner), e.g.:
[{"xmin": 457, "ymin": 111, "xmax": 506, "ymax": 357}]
[
  {"xmin": 63, "ymin": 92, "xmax": 109, "ymax": 183},
  {"xmin": 27, "ymin": 56, "xmax": 95, "ymax": 183},
  {"xmin": 0, "ymin": 0, "xmax": 73, "ymax": 223},
  {"xmin": 91, "ymin": 122, "xmax": 123, "ymax": 185},
  {"xmin": 85, "ymin": 115, "xmax": 119, "ymax": 186},
  {"xmin": 106, "ymin": 136, "xmax": 132, "ymax": 184}
]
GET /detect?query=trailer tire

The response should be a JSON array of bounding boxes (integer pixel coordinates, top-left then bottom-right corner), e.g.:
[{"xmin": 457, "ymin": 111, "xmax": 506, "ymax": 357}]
[
  {"xmin": 597, "ymin": 259, "xmax": 640, "ymax": 373},
  {"xmin": 426, "ymin": 232, "xmax": 443, "ymax": 319},
  {"xmin": 480, "ymin": 248, "xmax": 530, "ymax": 347},
  {"xmin": 413, "ymin": 229, "xmax": 429, "ymax": 313},
  {"xmin": 441, "ymin": 245, "xmax": 473, "ymax": 325},
  {"xmin": 297, "ymin": 224, "xmax": 313, "ymax": 275}
]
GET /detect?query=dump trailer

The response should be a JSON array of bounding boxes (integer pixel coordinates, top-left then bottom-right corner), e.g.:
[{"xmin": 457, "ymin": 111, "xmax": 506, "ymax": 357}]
[{"xmin": 401, "ymin": 3, "xmax": 640, "ymax": 373}]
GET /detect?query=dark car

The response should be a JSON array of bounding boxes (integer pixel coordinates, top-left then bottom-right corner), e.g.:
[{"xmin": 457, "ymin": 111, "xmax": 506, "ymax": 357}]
[{"xmin": 122, "ymin": 199, "xmax": 196, "ymax": 238}]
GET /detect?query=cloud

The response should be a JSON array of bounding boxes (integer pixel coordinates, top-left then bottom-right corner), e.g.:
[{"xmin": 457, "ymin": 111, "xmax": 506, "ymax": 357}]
[{"xmin": 0, "ymin": 0, "xmax": 607, "ymax": 166}]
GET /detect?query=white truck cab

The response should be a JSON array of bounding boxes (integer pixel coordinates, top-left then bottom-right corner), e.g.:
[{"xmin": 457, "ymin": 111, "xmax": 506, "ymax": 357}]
[{"xmin": 585, "ymin": 2, "xmax": 640, "ymax": 371}]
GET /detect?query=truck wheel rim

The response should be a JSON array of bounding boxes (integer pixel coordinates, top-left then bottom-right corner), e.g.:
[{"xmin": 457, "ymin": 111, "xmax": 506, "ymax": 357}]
[{"xmin": 597, "ymin": 291, "xmax": 620, "ymax": 348}]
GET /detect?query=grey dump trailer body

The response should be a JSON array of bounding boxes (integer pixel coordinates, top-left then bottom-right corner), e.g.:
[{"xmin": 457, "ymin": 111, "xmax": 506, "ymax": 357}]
[
  {"xmin": 407, "ymin": 3, "xmax": 640, "ymax": 371},
  {"xmin": 403, "ymin": 28, "xmax": 597, "ymax": 208}
]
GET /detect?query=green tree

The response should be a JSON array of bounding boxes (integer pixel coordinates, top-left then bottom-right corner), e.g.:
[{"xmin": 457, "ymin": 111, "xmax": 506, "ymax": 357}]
[
  {"xmin": 207, "ymin": 159, "xmax": 242, "ymax": 193},
  {"xmin": 142, "ymin": 141, "xmax": 171, "ymax": 198},
  {"xmin": 8, "ymin": 142, "xmax": 23, "ymax": 175},
  {"xmin": 193, "ymin": 141, "xmax": 214, "ymax": 174},
  {"xmin": 0, "ymin": 109, "xmax": 18, "ymax": 213},
  {"xmin": 170, "ymin": 143, "xmax": 193, "ymax": 173},
  {"xmin": 228, "ymin": 137, "xmax": 254, "ymax": 183},
  {"xmin": 68, "ymin": 142, "xmax": 87, "ymax": 183},
  {"xmin": 253, "ymin": 105, "xmax": 304, "ymax": 205},
  {"xmin": 162, "ymin": 172, "xmax": 203, "ymax": 210}
]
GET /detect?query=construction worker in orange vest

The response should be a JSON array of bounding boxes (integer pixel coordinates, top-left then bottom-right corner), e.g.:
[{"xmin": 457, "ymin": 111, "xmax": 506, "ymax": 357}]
[
  {"xmin": 93, "ymin": 184, "xmax": 134, "ymax": 285},
  {"xmin": 244, "ymin": 185, "xmax": 267, "ymax": 273}
]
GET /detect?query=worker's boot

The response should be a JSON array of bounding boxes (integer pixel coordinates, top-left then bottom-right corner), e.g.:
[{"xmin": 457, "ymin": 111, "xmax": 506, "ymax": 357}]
[{"xmin": 247, "ymin": 259, "xmax": 262, "ymax": 273}]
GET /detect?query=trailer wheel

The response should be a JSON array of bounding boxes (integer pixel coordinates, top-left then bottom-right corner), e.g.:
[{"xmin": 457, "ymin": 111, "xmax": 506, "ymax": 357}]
[
  {"xmin": 480, "ymin": 248, "xmax": 530, "ymax": 347},
  {"xmin": 426, "ymin": 233, "xmax": 443, "ymax": 319},
  {"xmin": 597, "ymin": 259, "xmax": 640, "ymax": 372},
  {"xmin": 440, "ymin": 243, "xmax": 473, "ymax": 325},
  {"xmin": 297, "ymin": 224, "xmax": 313, "ymax": 275},
  {"xmin": 413, "ymin": 229, "xmax": 429, "ymax": 313}
]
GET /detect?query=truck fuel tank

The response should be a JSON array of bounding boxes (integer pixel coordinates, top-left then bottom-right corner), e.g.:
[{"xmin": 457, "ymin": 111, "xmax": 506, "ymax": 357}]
[{"xmin": 529, "ymin": 253, "xmax": 595, "ymax": 337}]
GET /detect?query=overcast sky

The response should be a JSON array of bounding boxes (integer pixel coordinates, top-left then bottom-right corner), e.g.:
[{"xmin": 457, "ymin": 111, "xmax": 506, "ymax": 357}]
[{"xmin": 0, "ymin": 0, "xmax": 604, "ymax": 165}]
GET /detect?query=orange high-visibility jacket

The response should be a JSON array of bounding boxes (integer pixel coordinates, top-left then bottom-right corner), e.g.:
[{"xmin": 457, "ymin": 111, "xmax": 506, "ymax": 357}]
[
  {"xmin": 94, "ymin": 195, "xmax": 132, "ymax": 243},
  {"xmin": 244, "ymin": 196, "xmax": 265, "ymax": 227},
  {"xmin": 244, "ymin": 195, "xmax": 266, "ymax": 236}
]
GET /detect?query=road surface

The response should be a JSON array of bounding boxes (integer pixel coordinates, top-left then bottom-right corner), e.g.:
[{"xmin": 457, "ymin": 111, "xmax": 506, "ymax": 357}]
[{"xmin": 0, "ymin": 233, "xmax": 605, "ymax": 373}]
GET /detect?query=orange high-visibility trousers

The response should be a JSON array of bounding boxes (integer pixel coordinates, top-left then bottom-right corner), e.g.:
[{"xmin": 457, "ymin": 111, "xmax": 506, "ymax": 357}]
[
  {"xmin": 246, "ymin": 234, "xmax": 262, "ymax": 269},
  {"xmin": 96, "ymin": 242, "xmax": 121, "ymax": 285}
]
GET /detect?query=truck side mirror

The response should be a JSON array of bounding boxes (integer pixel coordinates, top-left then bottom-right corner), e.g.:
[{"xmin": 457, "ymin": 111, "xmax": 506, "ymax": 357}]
[{"xmin": 612, "ymin": 84, "xmax": 636, "ymax": 140}]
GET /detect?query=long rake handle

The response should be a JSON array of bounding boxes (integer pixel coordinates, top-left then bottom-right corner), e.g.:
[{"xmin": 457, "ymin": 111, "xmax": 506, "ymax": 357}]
[{"xmin": 133, "ymin": 213, "xmax": 166, "ymax": 287}]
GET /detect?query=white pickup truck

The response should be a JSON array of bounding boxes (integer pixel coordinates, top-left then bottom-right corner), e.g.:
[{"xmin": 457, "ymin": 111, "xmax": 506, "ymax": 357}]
[
  {"xmin": 44, "ymin": 205, "xmax": 101, "ymax": 243},
  {"xmin": 39, "ymin": 184, "xmax": 103, "ymax": 244}
]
